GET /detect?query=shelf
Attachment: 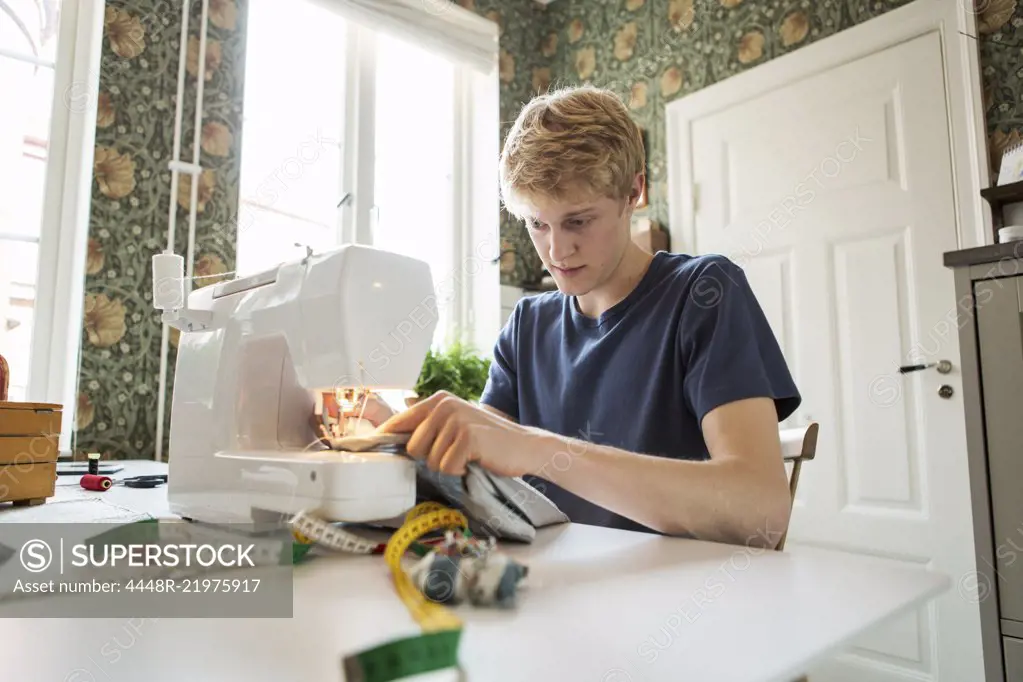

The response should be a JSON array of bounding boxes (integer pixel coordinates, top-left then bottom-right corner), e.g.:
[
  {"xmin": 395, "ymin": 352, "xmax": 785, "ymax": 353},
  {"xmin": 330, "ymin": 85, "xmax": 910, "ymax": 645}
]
[
  {"xmin": 979, "ymin": 179, "xmax": 1023, "ymax": 240},
  {"xmin": 944, "ymin": 240, "xmax": 1023, "ymax": 268},
  {"xmin": 980, "ymin": 179, "xmax": 1023, "ymax": 207}
]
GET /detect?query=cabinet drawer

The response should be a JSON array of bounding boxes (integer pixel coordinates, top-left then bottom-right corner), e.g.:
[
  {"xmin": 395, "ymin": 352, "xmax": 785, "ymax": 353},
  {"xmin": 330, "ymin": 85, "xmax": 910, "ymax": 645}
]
[
  {"xmin": 1005, "ymin": 636, "xmax": 1023, "ymax": 681},
  {"xmin": 0, "ymin": 401, "xmax": 62, "ymax": 437},
  {"xmin": 0, "ymin": 435, "xmax": 58, "ymax": 465},
  {"xmin": 975, "ymin": 276, "xmax": 1023, "ymax": 622},
  {"xmin": 0, "ymin": 461, "xmax": 56, "ymax": 504}
]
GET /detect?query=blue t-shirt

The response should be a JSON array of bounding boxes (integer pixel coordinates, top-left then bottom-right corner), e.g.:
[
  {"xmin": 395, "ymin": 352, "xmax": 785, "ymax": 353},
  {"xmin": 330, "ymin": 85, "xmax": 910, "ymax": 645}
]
[{"xmin": 479, "ymin": 251, "xmax": 801, "ymax": 533}]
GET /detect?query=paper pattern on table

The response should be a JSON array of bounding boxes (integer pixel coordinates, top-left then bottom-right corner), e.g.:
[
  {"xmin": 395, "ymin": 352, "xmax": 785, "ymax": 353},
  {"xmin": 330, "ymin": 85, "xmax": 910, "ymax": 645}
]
[{"xmin": 0, "ymin": 497, "xmax": 152, "ymax": 524}]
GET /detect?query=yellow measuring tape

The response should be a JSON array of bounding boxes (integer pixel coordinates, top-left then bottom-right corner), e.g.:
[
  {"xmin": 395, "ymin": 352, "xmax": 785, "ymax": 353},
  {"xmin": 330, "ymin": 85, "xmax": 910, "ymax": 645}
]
[
  {"xmin": 383, "ymin": 501, "xmax": 468, "ymax": 632},
  {"xmin": 292, "ymin": 502, "xmax": 470, "ymax": 681}
]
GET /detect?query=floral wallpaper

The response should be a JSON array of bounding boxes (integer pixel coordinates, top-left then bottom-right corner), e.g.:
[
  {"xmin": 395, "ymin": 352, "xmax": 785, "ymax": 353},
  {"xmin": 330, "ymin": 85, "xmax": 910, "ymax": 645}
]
[
  {"xmin": 76, "ymin": 0, "xmax": 246, "ymax": 459},
  {"xmin": 978, "ymin": 0, "xmax": 1023, "ymax": 174}
]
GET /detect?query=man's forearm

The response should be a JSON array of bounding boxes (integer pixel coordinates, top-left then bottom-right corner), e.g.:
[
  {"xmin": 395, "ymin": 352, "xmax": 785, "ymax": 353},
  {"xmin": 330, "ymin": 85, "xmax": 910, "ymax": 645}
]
[{"xmin": 523, "ymin": 429, "xmax": 792, "ymax": 548}]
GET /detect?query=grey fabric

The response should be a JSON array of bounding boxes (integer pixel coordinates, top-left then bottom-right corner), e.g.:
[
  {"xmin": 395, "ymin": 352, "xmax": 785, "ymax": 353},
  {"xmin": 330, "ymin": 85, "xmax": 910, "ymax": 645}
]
[
  {"xmin": 485, "ymin": 471, "xmax": 568, "ymax": 529},
  {"xmin": 329, "ymin": 431, "xmax": 568, "ymax": 542}
]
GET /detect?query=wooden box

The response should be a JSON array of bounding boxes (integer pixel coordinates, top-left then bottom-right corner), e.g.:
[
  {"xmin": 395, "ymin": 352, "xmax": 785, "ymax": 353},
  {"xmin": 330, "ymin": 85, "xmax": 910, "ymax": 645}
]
[{"xmin": 0, "ymin": 401, "xmax": 62, "ymax": 507}]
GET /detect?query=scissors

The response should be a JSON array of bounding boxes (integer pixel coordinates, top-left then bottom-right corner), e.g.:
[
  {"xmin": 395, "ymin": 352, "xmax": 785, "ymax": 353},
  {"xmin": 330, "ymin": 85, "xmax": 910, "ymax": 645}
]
[{"xmin": 116, "ymin": 474, "xmax": 168, "ymax": 489}]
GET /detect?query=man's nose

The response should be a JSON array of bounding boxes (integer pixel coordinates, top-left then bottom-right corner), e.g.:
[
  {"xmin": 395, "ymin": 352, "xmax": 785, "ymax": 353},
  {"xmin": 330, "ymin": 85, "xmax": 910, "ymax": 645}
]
[{"xmin": 549, "ymin": 228, "xmax": 575, "ymax": 264}]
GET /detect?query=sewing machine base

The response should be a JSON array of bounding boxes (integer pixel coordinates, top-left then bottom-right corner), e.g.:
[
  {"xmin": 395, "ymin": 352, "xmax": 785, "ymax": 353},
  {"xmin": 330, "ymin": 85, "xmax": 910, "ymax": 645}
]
[{"xmin": 167, "ymin": 450, "xmax": 417, "ymax": 526}]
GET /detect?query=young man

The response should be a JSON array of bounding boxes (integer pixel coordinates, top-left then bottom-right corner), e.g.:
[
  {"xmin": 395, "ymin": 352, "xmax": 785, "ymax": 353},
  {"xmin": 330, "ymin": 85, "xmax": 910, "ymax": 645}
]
[{"xmin": 371, "ymin": 86, "xmax": 801, "ymax": 549}]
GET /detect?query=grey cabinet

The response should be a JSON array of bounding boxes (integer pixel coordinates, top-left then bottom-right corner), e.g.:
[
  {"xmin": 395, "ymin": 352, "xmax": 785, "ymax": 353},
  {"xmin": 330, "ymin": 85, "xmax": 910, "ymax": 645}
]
[
  {"xmin": 975, "ymin": 276, "xmax": 1023, "ymax": 625},
  {"xmin": 946, "ymin": 244, "xmax": 1023, "ymax": 682}
]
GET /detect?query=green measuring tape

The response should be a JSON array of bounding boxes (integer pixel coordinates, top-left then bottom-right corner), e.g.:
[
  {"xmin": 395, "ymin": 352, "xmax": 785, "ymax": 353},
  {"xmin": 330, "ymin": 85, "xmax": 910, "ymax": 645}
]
[
  {"xmin": 341, "ymin": 629, "xmax": 463, "ymax": 682},
  {"xmin": 291, "ymin": 502, "xmax": 470, "ymax": 682}
]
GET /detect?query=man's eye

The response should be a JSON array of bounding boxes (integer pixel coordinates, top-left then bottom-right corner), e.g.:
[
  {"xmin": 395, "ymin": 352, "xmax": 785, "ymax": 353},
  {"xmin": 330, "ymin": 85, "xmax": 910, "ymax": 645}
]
[{"xmin": 568, "ymin": 217, "xmax": 591, "ymax": 228}]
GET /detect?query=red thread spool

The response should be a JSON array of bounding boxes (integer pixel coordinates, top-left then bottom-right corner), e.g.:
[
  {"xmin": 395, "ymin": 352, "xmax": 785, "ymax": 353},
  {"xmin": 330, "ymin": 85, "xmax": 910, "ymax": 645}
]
[{"xmin": 81, "ymin": 474, "xmax": 112, "ymax": 491}]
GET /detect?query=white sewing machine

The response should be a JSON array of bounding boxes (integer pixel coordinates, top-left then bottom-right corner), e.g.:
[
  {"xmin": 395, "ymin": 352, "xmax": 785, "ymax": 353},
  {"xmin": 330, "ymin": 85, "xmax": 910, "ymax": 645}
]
[{"xmin": 152, "ymin": 244, "xmax": 437, "ymax": 526}]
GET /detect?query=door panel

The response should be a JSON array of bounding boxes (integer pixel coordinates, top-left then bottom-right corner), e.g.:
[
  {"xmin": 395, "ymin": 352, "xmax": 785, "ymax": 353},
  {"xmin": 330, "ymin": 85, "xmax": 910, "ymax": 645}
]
[
  {"xmin": 672, "ymin": 30, "xmax": 983, "ymax": 682},
  {"xmin": 833, "ymin": 231, "xmax": 918, "ymax": 511}
]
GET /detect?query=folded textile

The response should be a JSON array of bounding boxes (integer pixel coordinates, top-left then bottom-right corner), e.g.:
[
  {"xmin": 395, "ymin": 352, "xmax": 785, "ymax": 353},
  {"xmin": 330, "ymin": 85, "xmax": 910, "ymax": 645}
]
[{"xmin": 329, "ymin": 432, "xmax": 568, "ymax": 542}]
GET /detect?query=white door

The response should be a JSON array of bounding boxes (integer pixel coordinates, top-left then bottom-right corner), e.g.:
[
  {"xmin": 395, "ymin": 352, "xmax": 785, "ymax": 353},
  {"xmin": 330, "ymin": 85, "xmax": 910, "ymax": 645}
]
[{"xmin": 668, "ymin": 30, "xmax": 984, "ymax": 682}]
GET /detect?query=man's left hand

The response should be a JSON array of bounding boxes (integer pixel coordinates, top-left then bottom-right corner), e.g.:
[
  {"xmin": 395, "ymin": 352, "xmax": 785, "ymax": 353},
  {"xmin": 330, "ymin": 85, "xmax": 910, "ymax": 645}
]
[{"xmin": 376, "ymin": 391, "xmax": 540, "ymax": 477}]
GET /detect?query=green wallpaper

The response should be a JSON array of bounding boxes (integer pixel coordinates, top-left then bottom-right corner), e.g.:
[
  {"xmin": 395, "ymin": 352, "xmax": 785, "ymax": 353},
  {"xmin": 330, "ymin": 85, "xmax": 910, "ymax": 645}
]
[
  {"xmin": 977, "ymin": 0, "xmax": 1023, "ymax": 173},
  {"xmin": 76, "ymin": 0, "xmax": 247, "ymax": 458}
]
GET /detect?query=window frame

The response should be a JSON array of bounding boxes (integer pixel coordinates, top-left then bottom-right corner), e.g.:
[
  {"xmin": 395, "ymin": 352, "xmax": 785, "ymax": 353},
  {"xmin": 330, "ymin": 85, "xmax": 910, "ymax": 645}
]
[{"xmin": 23, "ymin": 0, "xmax": 105, "ymax": 452}]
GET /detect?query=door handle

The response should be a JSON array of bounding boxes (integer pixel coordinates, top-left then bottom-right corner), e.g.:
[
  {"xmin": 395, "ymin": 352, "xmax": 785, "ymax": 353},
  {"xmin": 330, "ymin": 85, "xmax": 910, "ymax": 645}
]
[{"xmin": 898, "ymin": 360, "xmax": 953, "ymax": 375}]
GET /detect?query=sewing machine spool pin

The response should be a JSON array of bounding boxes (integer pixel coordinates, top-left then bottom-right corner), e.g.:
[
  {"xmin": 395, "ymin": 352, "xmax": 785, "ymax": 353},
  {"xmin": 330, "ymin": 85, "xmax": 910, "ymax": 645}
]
[{"xmin": 294, "ymin": 243, "xmax": 314, "ymax": 263}]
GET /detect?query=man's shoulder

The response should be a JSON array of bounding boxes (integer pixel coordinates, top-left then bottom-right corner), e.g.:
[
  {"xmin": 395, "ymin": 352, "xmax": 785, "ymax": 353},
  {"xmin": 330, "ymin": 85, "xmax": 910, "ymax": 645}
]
[
  {"xmin": 657, "ymin": 252, "xmax": 752, "ymax": 304},
  {"xmin": 658, "ymin": 251, "xmax": 745, "ymax": 282}
]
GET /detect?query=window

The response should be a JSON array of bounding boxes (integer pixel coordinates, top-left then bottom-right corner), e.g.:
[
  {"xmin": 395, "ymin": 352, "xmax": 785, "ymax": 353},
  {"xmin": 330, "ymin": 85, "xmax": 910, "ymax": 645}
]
[
  {"xmin": 0, "ymin": 0, "xmax": 63, "ymax": 401},
  {"xmin": 238, "ymin": 0, "xmax": 500, "ymax": 353},
  {"xmin": 0, "ymin": 0, "xmax": 103, "ymax": 450}
]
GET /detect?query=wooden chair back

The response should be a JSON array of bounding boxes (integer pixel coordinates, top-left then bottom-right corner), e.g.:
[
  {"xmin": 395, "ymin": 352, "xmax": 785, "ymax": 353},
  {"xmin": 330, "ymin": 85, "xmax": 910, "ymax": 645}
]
[{"xmin": 776, "ymin": 422, "xmax": 819, "ymax": 552}]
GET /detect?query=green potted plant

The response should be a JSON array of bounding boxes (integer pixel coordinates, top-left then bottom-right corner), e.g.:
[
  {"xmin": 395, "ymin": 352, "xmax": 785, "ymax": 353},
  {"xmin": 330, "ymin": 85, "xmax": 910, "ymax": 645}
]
[{"xmin": 409, "ymin": 341, "xmax": 492, "ymax": 406}]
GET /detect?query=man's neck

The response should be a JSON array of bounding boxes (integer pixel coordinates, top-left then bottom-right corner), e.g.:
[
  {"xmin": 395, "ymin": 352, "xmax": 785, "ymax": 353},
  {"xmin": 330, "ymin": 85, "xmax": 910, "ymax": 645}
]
[{"xmin": 575, "ymin": 244, "xmax": 655, "ymax": 318}]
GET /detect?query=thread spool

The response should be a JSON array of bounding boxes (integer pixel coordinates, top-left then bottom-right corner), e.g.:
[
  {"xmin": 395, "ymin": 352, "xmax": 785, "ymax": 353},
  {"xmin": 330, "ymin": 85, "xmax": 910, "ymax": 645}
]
[
  {"xmin": 87, "ymin": 452, "xmax": 101, "ymax": 475},
  {"xmin": 152, "ymin": 251, "xmax": 185, "ymax": 310},
  {"xmin": 81, "ymin": 474, "xmax": 112, "ymax": 491}
]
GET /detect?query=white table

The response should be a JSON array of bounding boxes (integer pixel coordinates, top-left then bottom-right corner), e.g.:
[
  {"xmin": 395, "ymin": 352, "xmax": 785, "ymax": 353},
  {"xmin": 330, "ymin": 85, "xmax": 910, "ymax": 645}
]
[{"xmin": 0, "ymin": 461, "xmax": 949, "ymax": 682}]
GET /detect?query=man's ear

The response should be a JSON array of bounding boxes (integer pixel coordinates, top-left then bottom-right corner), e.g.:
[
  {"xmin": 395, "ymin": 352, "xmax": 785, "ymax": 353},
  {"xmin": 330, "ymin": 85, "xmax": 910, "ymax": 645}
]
[{"xmin": 629, "ymin": 172, "xmax": 645, "ymax": 206}]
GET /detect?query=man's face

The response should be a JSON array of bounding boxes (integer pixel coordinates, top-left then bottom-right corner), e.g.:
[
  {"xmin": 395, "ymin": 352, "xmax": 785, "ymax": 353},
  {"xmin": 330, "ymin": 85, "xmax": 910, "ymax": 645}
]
[{"xmin": 523, "ymin": 184, "xmax": 636, "ymax": 297}]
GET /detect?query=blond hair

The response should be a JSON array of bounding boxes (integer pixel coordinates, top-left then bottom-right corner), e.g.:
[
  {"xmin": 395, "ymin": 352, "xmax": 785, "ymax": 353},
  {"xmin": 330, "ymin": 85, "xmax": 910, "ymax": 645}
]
[{"xmin": 499, "ymin": 85, "xmax": 645, "ymax": 220}]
